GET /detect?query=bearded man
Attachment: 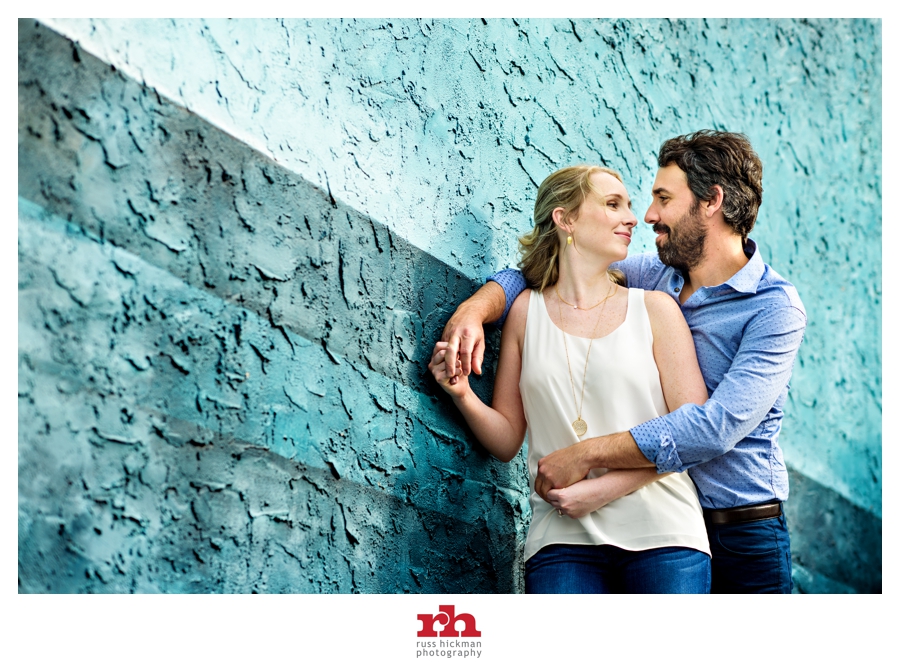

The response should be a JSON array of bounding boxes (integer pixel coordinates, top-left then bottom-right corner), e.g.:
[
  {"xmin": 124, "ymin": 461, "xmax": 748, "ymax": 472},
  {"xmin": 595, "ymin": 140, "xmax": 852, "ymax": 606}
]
[{"xmin": 439, "ymin": 130, "xmax": 807, "ymax": 594}]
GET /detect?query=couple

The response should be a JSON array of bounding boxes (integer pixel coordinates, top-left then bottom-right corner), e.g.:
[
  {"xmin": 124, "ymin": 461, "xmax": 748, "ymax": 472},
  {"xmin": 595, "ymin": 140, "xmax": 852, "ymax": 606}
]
[{"xmin": 428, "ymin": 130, "xmax": 806, "ymax": 594}]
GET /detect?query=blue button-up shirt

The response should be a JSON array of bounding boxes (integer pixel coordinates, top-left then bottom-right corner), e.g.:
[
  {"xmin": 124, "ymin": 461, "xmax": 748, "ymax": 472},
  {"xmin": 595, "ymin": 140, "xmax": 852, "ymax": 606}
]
[{"xmin": 488, "ymin": 240, "xmax": 807, "ymax": 509}]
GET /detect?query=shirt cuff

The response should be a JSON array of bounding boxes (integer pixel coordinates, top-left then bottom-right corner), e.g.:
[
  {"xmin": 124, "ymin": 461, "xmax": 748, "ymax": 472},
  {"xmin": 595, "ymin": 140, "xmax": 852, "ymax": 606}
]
[
  {"xmin": 631, "ymin": 416, "xmax": 685, "ymax": 474},
  {"xmin": 487, "ymin": 269, "xmax": 527, "ymax": 326}
]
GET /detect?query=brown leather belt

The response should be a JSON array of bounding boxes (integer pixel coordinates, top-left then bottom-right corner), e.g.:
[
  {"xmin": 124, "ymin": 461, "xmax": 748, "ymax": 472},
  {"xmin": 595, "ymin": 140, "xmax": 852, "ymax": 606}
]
[{"xmin": 703, "ymin": 500, "xmax": 783, "ymax": 525}]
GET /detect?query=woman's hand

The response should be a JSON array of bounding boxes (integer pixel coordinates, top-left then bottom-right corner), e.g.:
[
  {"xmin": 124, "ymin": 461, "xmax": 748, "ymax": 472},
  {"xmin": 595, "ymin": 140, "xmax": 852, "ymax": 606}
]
[
  {"xmin": 428, "ymin": 342, "xmax": 470, "ymax": 398},
  {"xmin": 545, "ymin": 478, "xmax": 613, "ymax": 519}
]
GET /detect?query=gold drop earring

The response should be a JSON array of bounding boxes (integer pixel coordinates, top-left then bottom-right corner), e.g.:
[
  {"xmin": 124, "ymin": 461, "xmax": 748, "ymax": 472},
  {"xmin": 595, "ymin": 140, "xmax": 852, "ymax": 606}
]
[{"xmin": 567, "ymin": 234, "xmax": 573, "ymax": 245}]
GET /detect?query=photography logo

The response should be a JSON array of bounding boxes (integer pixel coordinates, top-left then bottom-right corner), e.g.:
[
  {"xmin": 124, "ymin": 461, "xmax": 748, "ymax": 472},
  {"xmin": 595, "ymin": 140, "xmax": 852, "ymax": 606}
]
[{"xmin": 415, "ymin": 605, "xmax": 483, "ymax": 659}]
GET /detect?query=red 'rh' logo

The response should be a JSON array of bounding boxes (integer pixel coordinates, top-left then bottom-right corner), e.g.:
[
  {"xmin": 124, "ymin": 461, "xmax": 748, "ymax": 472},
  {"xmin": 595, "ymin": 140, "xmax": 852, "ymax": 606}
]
[{"xmin": 417, "ymin": 605, "xmax": 481, "ymax": 637}]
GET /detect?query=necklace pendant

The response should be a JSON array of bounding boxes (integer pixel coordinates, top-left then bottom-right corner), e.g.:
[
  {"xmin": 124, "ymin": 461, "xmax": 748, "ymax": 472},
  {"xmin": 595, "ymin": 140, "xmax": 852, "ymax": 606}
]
[
  {"xmin": 572, "ymin": 418, "xmax": 587, "ymax": 436},
  {"xmin": 573, "ymin": 305, "xmax": 578, "ymax": 309}
]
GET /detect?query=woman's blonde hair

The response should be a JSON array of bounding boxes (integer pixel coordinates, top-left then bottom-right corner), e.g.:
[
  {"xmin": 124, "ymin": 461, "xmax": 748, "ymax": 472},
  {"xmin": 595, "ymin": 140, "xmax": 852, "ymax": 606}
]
[{"xmin": 518, "ymin": 165, "xmax": 628, "ymax": 292}]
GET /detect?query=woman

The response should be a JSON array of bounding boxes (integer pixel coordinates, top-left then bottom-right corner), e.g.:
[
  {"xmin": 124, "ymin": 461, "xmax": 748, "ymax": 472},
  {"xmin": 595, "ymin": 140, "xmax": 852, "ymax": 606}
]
[{"xmin": 428, "ymin": 165, "xmax": 711, "ymax": 593}]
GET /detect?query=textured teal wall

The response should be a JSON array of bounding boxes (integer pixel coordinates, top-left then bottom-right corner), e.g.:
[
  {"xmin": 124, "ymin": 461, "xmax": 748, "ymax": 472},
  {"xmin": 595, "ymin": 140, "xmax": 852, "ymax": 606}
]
[{"xmin": 19, "ymin": 18, "xmax": 880, "ymax": 592}]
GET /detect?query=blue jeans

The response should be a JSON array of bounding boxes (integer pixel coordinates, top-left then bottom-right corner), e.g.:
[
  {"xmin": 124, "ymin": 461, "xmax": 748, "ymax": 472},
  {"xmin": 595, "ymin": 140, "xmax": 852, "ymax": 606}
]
[
  {"xmin": 706, "ymin": 513, "xmax": 793, "ymax": 594},
  {"xmin": 525, "ymin": 543, "xmax": 711, "ymax": 594}
]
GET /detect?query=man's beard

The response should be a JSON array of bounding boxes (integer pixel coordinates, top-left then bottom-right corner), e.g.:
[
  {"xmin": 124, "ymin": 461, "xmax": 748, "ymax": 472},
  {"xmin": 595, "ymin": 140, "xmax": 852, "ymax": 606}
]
[{"xmin": 654, "ymin": 202, "xmax": 707, "ymax": 272}]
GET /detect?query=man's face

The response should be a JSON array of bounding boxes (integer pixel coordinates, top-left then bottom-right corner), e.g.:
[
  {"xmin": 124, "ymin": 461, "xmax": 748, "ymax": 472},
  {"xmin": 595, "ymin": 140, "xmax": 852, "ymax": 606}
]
[{"xmin": 644, "ymin": 164, "xmax": 707, "ymax": 273}]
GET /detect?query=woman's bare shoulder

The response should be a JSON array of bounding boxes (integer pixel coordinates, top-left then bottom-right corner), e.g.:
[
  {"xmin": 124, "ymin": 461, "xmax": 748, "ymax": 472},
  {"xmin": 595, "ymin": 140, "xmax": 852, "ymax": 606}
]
[
  {"xmin": 642, "ymin": 289, "xmax": 679, "ymax": 310},
  {"xmin": 504, "ymin": 288, "xmax": 532, "ymax": 333},
  {"xmin": 642, "ymin": 289, "xmax": 685, "ymax": 321}
]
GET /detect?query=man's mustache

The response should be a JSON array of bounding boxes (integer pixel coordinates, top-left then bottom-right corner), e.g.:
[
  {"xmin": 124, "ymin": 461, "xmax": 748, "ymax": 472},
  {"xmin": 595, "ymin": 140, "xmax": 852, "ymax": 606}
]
[{"xmin": 653, "ymin": 224, "xmax": 671, "ymax": 235}]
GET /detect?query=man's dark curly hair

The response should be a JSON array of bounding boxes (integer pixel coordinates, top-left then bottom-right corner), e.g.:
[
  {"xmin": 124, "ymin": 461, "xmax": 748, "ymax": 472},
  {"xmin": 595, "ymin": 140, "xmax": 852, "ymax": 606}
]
[{"xmin": 658, "ymin": 130, "xmax": 763, "ymax": 242}]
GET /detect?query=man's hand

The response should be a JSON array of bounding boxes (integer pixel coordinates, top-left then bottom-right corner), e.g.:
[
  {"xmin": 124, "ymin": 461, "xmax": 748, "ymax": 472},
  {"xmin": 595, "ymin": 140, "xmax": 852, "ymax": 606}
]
[
  {"xmin": 534, "ymin": 443, "xmax": 591, "ymax": 501},
  {"xmin": 536, "ymin": 433, "xmax": 654, "ymax": 501},
  {"xmin": 441, "ymin": 314, "xmax": 485, "ymax": 380},
  {"xmin": 441, "ymin": 281, "xmax": 506, "ymax": 379}
]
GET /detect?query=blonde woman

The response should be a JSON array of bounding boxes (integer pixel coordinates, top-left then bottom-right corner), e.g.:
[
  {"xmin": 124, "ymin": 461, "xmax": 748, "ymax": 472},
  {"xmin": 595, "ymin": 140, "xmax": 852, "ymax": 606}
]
[{"xmin": 428, "ymin": 165, "xmax": 711, "ymax": 593}]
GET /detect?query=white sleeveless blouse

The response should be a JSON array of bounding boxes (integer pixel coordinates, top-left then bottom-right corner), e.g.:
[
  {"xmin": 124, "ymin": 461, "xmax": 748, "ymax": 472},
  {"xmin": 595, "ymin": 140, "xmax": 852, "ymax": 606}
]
[{"xmin": 520, "ymin": 288, "xmax": 710, "ymax": 562}]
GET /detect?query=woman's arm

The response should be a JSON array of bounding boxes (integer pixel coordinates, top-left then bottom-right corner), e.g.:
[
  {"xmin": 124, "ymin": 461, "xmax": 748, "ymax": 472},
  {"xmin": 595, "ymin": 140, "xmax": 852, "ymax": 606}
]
[
  {"xmin": 644, "ymin": 290, "xmax": 709, "ymax": 411},
  {"xmin": 428, "ymin": 291, "xmax": 530, "ymax": 462},
  {"xmin": 545, "ymin": 469, "xmax": 672, "ymax": 519}
]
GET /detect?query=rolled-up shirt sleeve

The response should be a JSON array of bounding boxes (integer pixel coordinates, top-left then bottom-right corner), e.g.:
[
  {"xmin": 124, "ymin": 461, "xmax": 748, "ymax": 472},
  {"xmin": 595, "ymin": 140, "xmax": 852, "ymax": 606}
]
[
  {"xmin": 632, "ymin": 305, "xmax": 807, "ymax": 473},
  {"xmin": 488, "ymin": 269, "xmax": 528, "ymax": 326}
]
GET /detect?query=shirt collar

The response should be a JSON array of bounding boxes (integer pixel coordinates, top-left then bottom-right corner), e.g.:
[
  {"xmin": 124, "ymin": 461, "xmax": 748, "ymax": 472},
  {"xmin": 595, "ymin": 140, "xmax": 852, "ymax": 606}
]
[{"xmin": 724, "ymin": 238, "xmax": 765, "ymax": 294}]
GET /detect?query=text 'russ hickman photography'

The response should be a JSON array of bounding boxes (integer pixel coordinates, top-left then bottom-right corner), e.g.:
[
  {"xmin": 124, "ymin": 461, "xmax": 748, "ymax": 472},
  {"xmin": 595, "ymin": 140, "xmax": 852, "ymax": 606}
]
[{"xmin": 416, "ymin": 606, "xmax": 483, "ymax": 659}]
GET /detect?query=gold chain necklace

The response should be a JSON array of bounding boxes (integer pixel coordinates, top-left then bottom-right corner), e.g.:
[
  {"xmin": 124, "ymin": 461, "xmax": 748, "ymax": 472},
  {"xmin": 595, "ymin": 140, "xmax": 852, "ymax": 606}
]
[
  {"xmin": 555, "ymin": 285, "xmax": 611, "ymax": 311},
  {"xmin": 557, "ymin": 281, "xmax": 616, "ymax": 437}
]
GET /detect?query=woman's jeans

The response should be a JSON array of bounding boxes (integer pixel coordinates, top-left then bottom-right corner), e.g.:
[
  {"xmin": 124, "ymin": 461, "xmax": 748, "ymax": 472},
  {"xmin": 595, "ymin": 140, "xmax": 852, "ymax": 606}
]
[{"xmin": 525, "ymin": 543, "xmax": 711, "ymax": 594}]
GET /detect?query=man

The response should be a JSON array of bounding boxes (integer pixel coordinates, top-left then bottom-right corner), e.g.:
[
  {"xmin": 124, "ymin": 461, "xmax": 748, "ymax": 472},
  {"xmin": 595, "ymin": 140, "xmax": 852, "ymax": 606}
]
[{"xmin": 441, "ymin": 130, "xmax": 806, "ymax": 593}]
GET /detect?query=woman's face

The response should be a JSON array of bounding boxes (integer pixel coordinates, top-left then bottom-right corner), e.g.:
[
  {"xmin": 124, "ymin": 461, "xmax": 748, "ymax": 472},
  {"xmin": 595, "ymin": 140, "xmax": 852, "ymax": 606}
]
[{"xmin": 568, "ymin": 172, "xmax": 638, "ymax": 261}]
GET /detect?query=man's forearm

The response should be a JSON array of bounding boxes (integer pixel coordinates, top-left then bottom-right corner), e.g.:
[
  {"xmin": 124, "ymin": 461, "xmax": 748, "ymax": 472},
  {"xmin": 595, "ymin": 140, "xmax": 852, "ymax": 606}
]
[
  {"xmin": 580, "ymin": 431, "xmax": 654, "ymax": 470},
  {"xmin": 466, "ymin": 281, "xmax": 506, "ymax": 325},
  {"xmin": 443, "ymin": 281, "xmax": 505, "ymax": 337},
  {"xmin": 440, "ymin": 280, "xmax": 508, "ymax": 377}
]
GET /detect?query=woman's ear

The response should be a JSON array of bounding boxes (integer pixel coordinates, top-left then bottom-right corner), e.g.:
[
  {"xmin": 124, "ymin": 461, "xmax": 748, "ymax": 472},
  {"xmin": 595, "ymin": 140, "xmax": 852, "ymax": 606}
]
[{"xmin": 551, "ymin": 206, "xmax": 572, "ymax": 233}]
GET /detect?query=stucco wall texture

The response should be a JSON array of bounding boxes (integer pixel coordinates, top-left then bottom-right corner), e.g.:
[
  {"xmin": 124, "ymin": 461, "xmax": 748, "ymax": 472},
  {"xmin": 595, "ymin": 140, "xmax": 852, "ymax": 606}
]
[{"xmin": 19, "ymin": 18, "xmax": 881, "ymax": 593}]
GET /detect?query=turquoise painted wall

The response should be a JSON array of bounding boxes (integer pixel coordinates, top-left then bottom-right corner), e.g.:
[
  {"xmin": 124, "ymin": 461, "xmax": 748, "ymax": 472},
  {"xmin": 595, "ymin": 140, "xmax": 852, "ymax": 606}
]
[{"xmin": 19, "ymin": 18, "xmax": 880, "ymax": 593}]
